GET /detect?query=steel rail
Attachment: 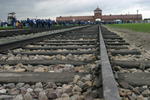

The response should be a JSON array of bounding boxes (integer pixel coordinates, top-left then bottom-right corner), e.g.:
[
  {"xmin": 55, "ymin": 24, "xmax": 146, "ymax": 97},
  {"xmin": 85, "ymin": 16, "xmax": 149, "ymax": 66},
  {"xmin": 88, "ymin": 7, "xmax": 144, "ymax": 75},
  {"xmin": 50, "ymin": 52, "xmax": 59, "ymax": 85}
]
[{"xmin": 99, "ymin": 25, "xmax": 121, "ymax": 100}]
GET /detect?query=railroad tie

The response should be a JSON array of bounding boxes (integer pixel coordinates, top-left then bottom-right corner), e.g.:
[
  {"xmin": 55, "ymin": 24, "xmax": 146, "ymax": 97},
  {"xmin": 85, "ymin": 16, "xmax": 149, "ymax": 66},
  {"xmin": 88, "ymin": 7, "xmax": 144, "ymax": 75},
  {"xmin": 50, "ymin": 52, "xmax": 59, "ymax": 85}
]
[
  {"xmin": 0, "ymin": 72, "xmax": 87, "ymax": 83},
  {"xmin": 103, "ymin": 37, "xmax": 123, "ymax": 40},
  {"xmin": 112, "ymin": 60, "xmax": 150, "ymax": 69},
  {"xmin": 23, "ymin": 45, "xmax": 97, "ymax": 50},
  {"xmin": 110, "ymin": 49, "xmax": 141, "ymax": 55},
  {"xmin": 43, "ymin": 40, "xmax": 97, "ymax": 43},
  {"xmin": 106, "ymin": 46, "xmax": 128, "ymax": 50},
  {"xmin": 104, "ymin": 40, "xmax": 126, "ymax": 43},
  {"xmin": 117, "ymin": 72, "xmax": 150, "ymax": 86},
  {"xmin": 0, "ymin": 60, "xmax": 95, "ymax": 66},
  {"xmin": 12, "ymin": 50, "xmax": 97, "ymax": 55},
  {"xmin": 32, "ymin": 42, "xmax": 97, "ymax": 45},
  {"xmin": 106, "ymin": 42, "xmax": 129, "ymax": 45}
]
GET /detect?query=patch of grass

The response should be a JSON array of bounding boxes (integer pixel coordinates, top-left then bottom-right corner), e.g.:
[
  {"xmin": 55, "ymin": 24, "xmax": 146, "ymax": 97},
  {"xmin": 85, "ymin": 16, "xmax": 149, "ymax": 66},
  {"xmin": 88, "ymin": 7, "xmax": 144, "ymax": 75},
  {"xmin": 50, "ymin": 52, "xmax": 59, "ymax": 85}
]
[
  {"xmin": 0, "ymin": 26, "xmax": 15, "ymax": 30},
  {"xmin": 0, "ymin": 26, "xmax": 30, "ymax": 30},
  {"xmin": 107, "ymin": 23, "xmax": 150, "ymax": 33}
]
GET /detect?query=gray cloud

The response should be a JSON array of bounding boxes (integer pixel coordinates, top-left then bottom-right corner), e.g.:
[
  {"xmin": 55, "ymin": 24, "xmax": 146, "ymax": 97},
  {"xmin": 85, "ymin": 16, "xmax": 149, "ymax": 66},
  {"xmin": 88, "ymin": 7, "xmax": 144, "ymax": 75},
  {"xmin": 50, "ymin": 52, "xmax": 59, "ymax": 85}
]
[{"xmin": 0, "ymin": 0, "xmax": 149, "ymax": 20}]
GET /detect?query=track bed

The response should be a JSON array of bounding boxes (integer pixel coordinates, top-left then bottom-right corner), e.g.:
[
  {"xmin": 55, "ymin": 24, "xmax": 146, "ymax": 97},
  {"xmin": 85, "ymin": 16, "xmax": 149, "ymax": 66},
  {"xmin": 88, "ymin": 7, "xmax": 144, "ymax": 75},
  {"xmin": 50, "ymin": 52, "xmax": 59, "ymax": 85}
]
[
  {"xmin": 0, "ymin": 25, "xmax": 149, "ymax": 100},
  {"xmin": 0, "ymin": 26, "xmax": 104, "ymax": 100}
]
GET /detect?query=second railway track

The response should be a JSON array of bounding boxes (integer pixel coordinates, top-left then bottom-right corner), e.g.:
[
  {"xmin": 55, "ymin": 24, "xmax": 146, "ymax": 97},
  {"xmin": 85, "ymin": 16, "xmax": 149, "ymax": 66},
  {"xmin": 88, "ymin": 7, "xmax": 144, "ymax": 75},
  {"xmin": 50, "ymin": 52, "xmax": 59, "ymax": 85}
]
[
  {"xmin": 0, "ymin": 25, "xmax": 149, "ymax": 100},
  {"xmin": 0, "ymin": 26, "xmax": 75, "ymax": 38}
]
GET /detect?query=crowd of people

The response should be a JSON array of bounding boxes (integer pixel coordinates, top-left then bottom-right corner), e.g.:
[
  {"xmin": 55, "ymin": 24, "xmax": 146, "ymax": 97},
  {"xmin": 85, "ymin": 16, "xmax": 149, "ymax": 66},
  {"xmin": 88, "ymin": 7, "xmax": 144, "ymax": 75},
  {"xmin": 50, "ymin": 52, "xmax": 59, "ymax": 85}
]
[
  {"xmin": 20, "ymin": 19, "xmax": 56, "ymax": 29},
  {"xmin": 0, "ymin": 18, "xmax": 56, "ymax": 29},
  {"xmin": 0, "ymin": 18, "xmax": 95, "ymax": 29}
]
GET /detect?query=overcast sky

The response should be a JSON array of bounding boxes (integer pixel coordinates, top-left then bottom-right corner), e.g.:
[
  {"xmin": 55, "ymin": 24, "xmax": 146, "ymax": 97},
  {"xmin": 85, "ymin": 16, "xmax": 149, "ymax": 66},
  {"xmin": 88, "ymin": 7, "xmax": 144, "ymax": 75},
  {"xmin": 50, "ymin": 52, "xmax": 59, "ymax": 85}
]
[{"xmin": 0, "ymin": 0, "xmax": 149, "ymax": 20}]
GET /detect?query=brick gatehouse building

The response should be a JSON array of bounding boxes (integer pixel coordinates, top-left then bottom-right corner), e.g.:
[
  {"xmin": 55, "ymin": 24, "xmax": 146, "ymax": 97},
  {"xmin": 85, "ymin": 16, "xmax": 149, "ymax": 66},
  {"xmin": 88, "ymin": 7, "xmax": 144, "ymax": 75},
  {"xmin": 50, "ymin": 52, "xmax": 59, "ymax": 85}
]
[{"xmin": 56, "ymin": 7, "xmax": 142, "ymax": 23}]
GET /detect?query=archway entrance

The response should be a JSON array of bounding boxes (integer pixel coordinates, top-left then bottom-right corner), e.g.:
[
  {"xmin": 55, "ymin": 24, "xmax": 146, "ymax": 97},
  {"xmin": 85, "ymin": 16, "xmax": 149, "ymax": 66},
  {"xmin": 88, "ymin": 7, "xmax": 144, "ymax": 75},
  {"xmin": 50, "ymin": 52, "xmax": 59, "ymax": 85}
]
[{"xmin": 95, "ymin": 18, "xmax": 101, "ymax": 22}]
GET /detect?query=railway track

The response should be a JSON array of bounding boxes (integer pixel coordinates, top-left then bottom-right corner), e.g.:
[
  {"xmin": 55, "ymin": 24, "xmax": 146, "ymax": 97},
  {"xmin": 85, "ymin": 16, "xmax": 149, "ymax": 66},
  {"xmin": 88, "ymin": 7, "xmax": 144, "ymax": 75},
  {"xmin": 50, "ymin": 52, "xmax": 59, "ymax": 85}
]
[
  {"xmin": 0, "ymin": 26, "xmax": 75, "ymax": 38},
  {"xmin": 0, "ymin": 25, "xmax": 149, "ymax": 100},
  {"xmin": 102, "ymin": 27, "xmax": 150, "ymax": 100},
  {"xmin": 0, "ymin": 28, "xmax": 51, "ymax": 38}
]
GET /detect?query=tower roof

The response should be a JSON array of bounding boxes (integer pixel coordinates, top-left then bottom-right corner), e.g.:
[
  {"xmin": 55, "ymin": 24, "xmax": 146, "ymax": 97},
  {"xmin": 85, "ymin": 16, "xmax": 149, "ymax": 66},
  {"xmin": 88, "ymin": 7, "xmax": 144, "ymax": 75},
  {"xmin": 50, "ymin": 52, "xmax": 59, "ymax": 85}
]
[{"xmin": 94, "ymin": 7, "xmax": 102, "ymax": 11}]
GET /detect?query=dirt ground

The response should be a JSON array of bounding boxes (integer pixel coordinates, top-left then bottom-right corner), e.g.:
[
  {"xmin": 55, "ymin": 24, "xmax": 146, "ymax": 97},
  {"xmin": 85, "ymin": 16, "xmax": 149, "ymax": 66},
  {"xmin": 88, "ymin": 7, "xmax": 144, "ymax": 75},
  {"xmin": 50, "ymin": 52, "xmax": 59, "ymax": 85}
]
[
  {"xmin": 104, "ymin": 26, "xmax": 150, "ymax": 51},
  {"xmin": 104, "ymin": 25, "xmax": 150, "ymax": 59}
]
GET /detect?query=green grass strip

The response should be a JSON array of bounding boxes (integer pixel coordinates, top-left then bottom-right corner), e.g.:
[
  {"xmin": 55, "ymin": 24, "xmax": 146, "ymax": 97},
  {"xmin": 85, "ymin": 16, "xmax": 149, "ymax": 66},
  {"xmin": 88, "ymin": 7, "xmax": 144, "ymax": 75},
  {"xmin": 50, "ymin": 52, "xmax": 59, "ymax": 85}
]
[{"xmin": 107, "ymin": 23, "xmax": 150, "ymax": 33}]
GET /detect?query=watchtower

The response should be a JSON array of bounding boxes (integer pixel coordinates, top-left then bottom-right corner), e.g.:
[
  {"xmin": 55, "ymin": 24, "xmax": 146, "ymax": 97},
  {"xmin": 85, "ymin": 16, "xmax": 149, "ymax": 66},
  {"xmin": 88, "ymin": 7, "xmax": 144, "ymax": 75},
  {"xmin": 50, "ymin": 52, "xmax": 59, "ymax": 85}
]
[
  {"xmin": 94, "ymin": 7, "xmax": 102, "ymax": 21},
  {"xmin": 7, "ymin": 12, "xmax": 16, "ymax": 26}
]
